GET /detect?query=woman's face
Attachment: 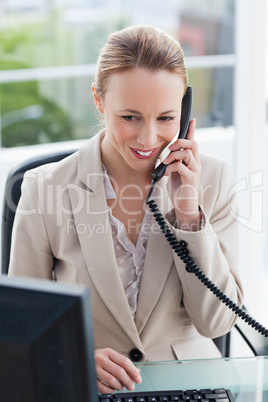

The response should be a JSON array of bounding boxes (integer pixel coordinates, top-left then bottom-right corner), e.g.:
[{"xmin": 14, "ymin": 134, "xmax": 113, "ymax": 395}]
[{"xmin": 93, "ymin": 68, "xmax": 185, "ymax": 174}]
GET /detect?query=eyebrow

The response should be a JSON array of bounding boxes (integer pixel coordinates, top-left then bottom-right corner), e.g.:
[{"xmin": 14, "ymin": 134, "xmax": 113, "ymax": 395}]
[
  {"xmin": 119, "ymin": 109, "xmax": 141, "ymax": 115},
  {"xmin": 159, "ymin": 110, "xmax": 178, "ymax": 115},
  {"xmin": 119, "ymin": 109, "xmax": 178, "ymax": 115}
]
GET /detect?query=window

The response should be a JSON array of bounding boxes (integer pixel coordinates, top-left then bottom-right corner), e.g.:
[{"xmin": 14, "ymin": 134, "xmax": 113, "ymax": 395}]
[{"xmin": 0, "ymin": 0, "xmax": 235, "ymax": 153}]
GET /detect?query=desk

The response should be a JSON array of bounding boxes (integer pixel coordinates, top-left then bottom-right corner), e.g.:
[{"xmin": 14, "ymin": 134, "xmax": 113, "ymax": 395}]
[{"xmin": 131, "ymin": 357, "xmax": 268, "ymax": 401}]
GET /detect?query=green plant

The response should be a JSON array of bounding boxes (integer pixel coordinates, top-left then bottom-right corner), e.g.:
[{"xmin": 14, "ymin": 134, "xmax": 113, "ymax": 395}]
[
  {"xmin": 0, "ymin": 11, "xmax": 132, "ymax": 147},
  {"xmin": 0, "ymin": 59, "xmax": 73, "ymax": 147}
]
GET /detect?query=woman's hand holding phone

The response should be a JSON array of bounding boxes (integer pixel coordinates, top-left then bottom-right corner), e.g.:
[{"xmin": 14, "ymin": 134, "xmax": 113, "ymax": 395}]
[{"xmin": 163, "ymin": 119, "xmax": 202, "ymax": 231}]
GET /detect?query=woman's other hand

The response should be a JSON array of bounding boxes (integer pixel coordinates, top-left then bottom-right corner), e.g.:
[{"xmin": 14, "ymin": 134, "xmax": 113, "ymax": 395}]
[{"xmin": 95, "ymin": 348, "xmax": 142, "ymax": 394}]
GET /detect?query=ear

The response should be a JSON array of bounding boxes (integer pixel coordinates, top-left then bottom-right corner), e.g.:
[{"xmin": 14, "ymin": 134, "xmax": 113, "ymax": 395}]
[{"xmin": 92, "ymin": 83, "xmax": 104, "ymax": 113}]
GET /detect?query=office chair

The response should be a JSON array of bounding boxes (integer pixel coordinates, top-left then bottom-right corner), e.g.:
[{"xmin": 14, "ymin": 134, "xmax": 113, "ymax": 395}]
[
  {"xmin": 1, "ymin": 148, "xmax": 77, "ymax": 275},
  {"xmin": 1, "ymin": 148, "xmax": 265, "ymax": 358}
]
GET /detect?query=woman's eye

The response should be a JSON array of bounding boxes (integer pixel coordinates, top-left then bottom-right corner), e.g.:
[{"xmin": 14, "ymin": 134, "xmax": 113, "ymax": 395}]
[
  {"xmin": 122, "ymin": 116, "xmax": 138, "ymax": 121},
  {"xmin": 158, "ymin": 116, "xmax": 175, "ymax": 122}
]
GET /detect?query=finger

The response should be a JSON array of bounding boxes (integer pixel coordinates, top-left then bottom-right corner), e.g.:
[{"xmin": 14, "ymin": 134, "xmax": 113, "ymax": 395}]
[
  {"xmin": 96, "ymin": 364, "xmax": 126, "ymax": 392},
  {"xmin": 96, "ymin": 359, "xmax": 133, "ymax": 392},
  {"xmin": 97, "ymin": 378, "xmax": 118, "ymax": 394},
  {"xmin": 96, "ymin": 350, "xmax": 141, "ymax": 391},
  {"xmin": 167, "ymin": 160, "xmax": 193, "ymax": 178},
  {"xmin": 109, "ymin": 350, "xmax": 142, "ymax": 385},
  {"xmin": 165, "ymin": 158, "xmax": 200, "ymax": 187},
  {"xmin": 184, "ymin": 118, "xmax": 196, "ymax": 141},
  {"xmin": 165, "ymin": 145, "xmax": 200, "ymax": 171},
  {"xmin": 164, "ymin": 149, "xmax": 195, "ymax": 169}
]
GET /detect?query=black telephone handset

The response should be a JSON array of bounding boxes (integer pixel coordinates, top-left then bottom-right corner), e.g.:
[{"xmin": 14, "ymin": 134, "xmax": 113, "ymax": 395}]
[
  {"xmin": 151, "ymin": 86, "xmax": 192, "ymax": 182},
  {"xmin": 146, "ymin": 85, "xmax": 268, "ymax": 343}
]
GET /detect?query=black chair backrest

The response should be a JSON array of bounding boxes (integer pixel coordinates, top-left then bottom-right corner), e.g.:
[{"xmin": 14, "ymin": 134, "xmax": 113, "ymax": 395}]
[
  {"xmin": 213, "ymin": 334, "xmax": 230, "ymax": 358},
  {"xmin": 1, "ymin": 149, "xmax": 77, "ymax": 275}
]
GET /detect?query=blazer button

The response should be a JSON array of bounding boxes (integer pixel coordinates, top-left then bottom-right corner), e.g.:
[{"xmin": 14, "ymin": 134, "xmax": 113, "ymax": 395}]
[{"xmin": 129, "ymin": 348, "xmax": 143, "ymax": 362}]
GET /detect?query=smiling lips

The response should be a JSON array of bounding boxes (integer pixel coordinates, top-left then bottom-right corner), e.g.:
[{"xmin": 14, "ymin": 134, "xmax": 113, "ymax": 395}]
[{"xmin": 130, "ymin": 147, "xmax": 158, "ymax": 159}]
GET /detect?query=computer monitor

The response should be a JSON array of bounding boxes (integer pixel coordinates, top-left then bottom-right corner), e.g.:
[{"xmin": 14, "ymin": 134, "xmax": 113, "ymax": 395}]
[{"xmin": 0, "ymin": 275, "xmax": 99, "ymax": 402}]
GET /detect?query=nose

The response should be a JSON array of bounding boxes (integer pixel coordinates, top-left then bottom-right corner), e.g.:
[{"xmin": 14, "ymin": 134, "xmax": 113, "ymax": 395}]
[{"xmin": 136, "ymin": 121, "xmax": 158, "ymax": 149}]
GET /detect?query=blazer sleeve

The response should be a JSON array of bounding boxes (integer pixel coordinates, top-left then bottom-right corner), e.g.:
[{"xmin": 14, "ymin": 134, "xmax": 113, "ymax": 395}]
[
  {"xmin": 8, "ymin": 170, "xmax": 54, "ymax": 279},
  {"xmin": 165, "ymin": 159, "xmax": 244, "ymax": 339}
]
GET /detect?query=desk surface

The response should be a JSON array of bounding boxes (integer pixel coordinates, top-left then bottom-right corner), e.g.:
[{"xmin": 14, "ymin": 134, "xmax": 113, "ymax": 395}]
[{"xmin": 130, "ymin": 357, "xmax": 268, "ymax": 401}]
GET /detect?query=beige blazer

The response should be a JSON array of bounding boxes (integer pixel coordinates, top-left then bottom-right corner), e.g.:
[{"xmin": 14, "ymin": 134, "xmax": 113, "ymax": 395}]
[{"xmin": 9, "ymin": 131, "xmax": 243, "ymax": 362}]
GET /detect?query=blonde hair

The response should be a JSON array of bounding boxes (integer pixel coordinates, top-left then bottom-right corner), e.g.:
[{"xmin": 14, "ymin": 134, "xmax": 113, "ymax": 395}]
[{"xmin": 94, "ymin": 25, "xmax": 188, "ymax": 99}]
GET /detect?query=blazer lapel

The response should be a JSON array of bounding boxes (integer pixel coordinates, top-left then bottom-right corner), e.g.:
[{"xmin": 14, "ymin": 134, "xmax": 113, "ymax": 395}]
[
  {"xmin": 67, "ymin": 134, "xmax": 143, "ymax": 350},
  {"xmin": 135, "ymin": 178, "xmax": 174, "ymax": 334}
]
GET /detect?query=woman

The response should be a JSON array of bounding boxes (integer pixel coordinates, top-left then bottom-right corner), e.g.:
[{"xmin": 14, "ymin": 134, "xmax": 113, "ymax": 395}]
[{"xmin": 9, "ymin": 25, "xmax": 243, "ymax": 393}]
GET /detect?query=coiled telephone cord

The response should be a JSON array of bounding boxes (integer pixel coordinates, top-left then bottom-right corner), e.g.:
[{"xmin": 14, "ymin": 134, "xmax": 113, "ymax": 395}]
[{"xmin": 146, "ymin": 182, "xmax": 268, "ymax": 338}]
